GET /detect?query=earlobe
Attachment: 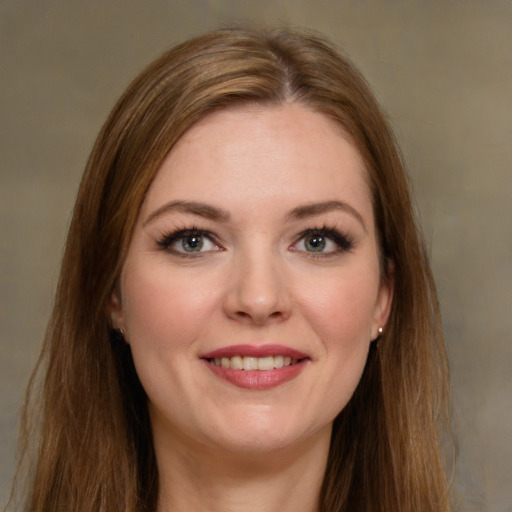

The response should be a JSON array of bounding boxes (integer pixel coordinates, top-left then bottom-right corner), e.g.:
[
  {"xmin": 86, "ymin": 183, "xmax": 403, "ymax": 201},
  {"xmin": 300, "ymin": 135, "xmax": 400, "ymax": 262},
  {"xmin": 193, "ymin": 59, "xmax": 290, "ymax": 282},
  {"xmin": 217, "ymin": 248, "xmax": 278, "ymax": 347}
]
[
  {"xmin": 372, "ymin": 265, "xmax": 395, "ymax": 341},
  {"xmin": 107, "ymin": 288, "xmax": 125, "ymax": 331}
]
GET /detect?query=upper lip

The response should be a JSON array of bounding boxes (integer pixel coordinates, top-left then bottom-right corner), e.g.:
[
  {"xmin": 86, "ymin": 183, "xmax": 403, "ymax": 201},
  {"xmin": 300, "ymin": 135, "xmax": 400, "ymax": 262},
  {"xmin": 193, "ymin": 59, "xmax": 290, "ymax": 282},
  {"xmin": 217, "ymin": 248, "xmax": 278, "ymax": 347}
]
[{"xmin": 200, "ymin": 344, "xmax": 309, "ymax": 360}]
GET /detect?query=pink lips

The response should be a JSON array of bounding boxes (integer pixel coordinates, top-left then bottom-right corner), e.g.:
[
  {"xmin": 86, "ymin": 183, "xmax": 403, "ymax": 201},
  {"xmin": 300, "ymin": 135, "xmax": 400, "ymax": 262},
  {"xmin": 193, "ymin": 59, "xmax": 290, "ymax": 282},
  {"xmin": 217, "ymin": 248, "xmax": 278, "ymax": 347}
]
[
  {"xmin": 201, "ymin": 344, "xmax": 308, "ymax": 360},
  {"xmin": 200, "ymin": 344, "xmax": 310, "ymax": 390}
]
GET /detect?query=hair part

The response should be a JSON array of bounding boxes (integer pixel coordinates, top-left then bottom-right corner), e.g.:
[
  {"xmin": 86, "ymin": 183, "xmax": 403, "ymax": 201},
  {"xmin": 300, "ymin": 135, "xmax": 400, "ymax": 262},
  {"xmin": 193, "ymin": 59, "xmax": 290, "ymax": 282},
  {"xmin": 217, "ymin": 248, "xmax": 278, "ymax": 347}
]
[{"xmin": 11, "ymin": 28, "xmax": 452, "ymax": 512}]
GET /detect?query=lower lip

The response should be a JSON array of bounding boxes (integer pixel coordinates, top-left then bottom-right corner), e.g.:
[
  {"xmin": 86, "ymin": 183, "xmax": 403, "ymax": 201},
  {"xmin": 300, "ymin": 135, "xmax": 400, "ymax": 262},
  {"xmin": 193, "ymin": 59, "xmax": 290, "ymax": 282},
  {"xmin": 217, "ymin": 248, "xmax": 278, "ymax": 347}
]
[{"xmin": 203, "ymin": 360, "xmax": 308, "ymax": 390}]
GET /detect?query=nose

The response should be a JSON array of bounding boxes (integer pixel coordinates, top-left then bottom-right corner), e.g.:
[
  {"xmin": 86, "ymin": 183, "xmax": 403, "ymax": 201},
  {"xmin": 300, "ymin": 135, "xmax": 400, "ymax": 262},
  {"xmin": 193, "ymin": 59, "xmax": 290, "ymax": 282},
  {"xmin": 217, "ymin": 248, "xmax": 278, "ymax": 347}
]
[{"xmin": 223, "ymin": 249, "xmax": 292, "ymax": 325}]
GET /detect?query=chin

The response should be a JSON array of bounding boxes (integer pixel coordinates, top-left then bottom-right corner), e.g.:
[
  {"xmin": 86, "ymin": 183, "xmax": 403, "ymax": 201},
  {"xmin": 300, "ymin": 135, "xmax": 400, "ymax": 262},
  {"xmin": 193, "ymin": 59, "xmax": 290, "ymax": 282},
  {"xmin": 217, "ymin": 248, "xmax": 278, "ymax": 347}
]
[{"xmin": 197, "ymin": 406, "xmax": 334, "ymax": 457}]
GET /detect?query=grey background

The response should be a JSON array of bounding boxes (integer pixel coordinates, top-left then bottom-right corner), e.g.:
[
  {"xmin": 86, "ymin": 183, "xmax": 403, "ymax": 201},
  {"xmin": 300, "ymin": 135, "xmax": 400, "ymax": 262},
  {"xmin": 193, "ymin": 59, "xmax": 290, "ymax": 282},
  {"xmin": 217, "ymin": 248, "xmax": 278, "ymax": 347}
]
[{"xmin": 1, "ymin": 2, "xmax": 511, "ymax": 511}]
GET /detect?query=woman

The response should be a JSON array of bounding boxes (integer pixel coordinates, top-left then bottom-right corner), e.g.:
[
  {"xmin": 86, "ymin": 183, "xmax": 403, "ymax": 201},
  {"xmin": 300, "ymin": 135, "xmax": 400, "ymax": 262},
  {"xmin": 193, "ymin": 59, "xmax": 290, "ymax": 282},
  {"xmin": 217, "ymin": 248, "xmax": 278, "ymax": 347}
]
[{"xmin": 13, "ymin": 28, "xmax": 452, "ymax": 511}]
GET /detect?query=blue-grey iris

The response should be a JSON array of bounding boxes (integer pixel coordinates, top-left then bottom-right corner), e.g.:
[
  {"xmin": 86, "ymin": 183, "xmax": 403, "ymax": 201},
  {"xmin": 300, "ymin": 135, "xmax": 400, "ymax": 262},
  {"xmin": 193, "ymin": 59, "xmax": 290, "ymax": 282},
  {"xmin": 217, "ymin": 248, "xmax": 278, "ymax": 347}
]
[
  {"xmin": 306, "ymin": 235, "xmax": 326, "ymax": 252},
  {"xmin": 182, "ymin": 235, "xmax": 203, "ymax": 252}
]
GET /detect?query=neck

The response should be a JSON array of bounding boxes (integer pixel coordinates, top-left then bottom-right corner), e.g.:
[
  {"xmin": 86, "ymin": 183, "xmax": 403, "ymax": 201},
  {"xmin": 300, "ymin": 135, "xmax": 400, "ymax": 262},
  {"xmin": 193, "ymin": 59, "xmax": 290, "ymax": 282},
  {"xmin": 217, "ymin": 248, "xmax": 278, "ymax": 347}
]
[{"xmin": 154, "ymin": 424, "xmax": 332, "ymax": 512}]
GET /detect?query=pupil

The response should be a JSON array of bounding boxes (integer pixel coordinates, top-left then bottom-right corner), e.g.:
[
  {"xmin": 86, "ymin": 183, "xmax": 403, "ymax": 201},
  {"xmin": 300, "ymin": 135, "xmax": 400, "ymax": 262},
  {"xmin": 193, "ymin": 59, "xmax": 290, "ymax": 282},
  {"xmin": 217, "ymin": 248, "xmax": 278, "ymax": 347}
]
[
  {"xmin": 183, "ymin": 235, "xmax": 203, "ymax": 251},
  {"xmin": 306, "ymin": 235, "xmax": 325, "ymax": 252}
]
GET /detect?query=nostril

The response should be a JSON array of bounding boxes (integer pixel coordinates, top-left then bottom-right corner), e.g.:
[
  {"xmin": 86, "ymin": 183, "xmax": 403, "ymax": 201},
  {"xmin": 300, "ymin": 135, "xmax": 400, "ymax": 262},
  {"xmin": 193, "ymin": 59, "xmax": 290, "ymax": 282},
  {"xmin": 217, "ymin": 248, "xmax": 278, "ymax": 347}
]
[
  {"xmin": 232, "ymin": 309, "xmax": 285, "ymax": 324},
  {"xmin": 223, "ymin": 276, "xmax": 292, "ymax": 324}
]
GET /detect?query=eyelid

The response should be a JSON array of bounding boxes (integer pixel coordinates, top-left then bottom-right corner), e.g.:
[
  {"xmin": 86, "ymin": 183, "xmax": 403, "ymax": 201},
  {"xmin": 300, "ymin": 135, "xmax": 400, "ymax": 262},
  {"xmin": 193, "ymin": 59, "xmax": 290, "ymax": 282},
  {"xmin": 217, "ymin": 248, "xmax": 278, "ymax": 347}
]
[
  {"xmin": 155, "ymin": 224, "xmax": 353, "ymax": 258},
  {"xmin": 157, "ymin": 228, "xmax": 223, "ymax": 256},
  {"xmin": 291, "ymin": 227, "xmax": 355, "ymax": 255}
]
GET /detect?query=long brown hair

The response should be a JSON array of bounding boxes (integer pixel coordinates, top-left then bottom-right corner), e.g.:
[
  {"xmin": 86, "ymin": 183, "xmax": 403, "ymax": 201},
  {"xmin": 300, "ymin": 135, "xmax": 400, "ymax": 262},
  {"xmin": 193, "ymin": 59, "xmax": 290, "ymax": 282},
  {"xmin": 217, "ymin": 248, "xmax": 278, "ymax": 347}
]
[{"xmin": 11, "ymin": 28, "xmax": 452, "ymax": 511}]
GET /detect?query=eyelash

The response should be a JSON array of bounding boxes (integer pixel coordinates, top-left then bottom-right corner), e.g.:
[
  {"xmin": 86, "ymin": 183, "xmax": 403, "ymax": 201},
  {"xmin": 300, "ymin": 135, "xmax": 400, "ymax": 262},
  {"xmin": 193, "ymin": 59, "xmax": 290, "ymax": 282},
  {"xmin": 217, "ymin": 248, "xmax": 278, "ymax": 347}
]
[
  {"xmin": 293, "ymin": 226, "xmax": 355, "ymax": 257},
  {"xmin": 156, "ymin": 225, "xmax": 354, "ymax": 257},
  {"xmin": 156, "ymin": 225, "xmax": 220, "ymax": 257}
]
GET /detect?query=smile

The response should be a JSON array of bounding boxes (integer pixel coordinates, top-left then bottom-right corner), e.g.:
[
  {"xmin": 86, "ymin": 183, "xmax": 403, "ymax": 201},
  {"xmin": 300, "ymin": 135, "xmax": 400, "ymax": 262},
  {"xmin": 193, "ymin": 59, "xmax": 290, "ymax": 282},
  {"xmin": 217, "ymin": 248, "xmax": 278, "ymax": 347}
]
[
  {"xmin": 207, "ymin": 355, "xmax": 299, "ymax": 371},
  {"xmin": 200, "ymin": 345, "xmax": 310, "ymax": 390}
]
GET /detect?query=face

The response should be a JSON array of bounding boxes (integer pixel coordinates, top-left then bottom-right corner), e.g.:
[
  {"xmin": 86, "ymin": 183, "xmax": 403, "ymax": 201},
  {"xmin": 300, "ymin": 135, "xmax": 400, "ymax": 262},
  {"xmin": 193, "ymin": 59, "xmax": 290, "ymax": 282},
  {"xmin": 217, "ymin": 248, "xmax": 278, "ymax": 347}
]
[{"xmin": 110, "ymin": 104, "xmax": 392, "ymax": 455}]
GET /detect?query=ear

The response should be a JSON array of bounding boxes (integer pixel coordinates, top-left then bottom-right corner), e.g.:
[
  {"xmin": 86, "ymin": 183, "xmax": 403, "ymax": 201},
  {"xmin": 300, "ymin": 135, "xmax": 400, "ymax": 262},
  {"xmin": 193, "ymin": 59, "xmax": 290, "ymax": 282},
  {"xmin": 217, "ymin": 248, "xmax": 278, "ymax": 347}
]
[
  {"xmin": 371, "ymin": 263, "xmax": 395, "ymax": 341},
  {"xmin": 107, "ymin": 286, "xmax": 126, "ymax": 332}
]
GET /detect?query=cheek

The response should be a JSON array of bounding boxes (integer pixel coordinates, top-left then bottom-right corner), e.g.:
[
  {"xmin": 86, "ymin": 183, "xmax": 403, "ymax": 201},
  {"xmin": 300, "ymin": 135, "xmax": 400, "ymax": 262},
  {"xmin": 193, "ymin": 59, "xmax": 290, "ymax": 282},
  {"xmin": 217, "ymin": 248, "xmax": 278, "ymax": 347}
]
[
  {"xmin": 120, "ymin": 263, "xmax": 220, "ymax": 348},
  {"xmin": 297, "ymin": 263, "xmax": 380, "ymax": 351},
  {"xmin": 297, "ymin": 268, "xmax": 379, "ymax": 417}
]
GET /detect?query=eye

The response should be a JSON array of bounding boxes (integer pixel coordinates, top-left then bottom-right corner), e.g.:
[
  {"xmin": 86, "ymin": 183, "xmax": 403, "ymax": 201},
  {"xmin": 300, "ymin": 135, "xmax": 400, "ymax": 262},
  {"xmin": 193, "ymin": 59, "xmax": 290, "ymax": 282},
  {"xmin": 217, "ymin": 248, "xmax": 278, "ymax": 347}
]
[
  {"xmin": 179, "ymin": 232, "xmax": 206, "ymax": 252},
  {"xmin": 303, "ymin": 233, "xmax": 331, "ymax": 252},
  {"xmin": 292, "ymin": 228, "xmax": 354, "ymax": 255},
  {"xmin": 157, "ymin": 229, "xmax": 221, "ymax": 256}
]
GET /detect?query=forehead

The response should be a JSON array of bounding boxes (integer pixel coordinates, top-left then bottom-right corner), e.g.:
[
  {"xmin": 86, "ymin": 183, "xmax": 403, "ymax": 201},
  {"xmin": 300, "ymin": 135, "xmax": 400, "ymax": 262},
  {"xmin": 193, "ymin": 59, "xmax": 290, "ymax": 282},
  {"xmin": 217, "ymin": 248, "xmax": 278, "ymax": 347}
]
[{"xmin": 141, "ymin": 104, "xmax": 373, "ymax": 224}]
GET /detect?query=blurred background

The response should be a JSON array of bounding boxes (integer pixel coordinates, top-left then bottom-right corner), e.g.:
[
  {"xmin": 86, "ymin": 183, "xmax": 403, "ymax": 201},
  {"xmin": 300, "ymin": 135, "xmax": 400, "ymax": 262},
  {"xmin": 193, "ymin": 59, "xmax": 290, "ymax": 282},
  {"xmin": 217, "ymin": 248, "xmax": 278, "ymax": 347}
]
[{"xmin": 1, "ymin": 2, "xmax": 511, "ymax": 510}]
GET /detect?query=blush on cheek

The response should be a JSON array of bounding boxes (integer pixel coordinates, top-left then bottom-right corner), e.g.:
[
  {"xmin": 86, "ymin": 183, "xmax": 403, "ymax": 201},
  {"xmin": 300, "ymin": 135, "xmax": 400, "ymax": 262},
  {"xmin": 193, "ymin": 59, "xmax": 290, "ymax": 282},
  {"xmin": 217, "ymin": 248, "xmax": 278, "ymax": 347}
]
[
  {"xmin": 304, "ymin": 276, "xmax": 378, "ymax": 334},
  {"xmin": 122, "ymin": 268, "xmax": 219, "ymax": 350}
]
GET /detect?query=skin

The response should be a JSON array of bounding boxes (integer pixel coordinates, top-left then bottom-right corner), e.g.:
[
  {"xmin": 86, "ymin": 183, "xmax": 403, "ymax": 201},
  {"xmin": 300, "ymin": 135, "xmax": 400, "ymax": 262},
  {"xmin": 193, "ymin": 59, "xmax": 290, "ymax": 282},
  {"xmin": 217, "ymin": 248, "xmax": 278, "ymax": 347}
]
[{"xmin": 110, "ymin": 104, "xmax": 393, "ymax": 512}]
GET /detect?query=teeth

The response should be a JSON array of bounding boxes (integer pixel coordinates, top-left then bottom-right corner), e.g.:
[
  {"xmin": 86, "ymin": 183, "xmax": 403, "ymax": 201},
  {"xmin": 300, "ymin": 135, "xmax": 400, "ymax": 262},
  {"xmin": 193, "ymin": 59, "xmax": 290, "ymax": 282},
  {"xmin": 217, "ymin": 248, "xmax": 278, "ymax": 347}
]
[
  {"xmin": 231, "ymin": 355, "xmax": 243, "ymax": 370},
  {"xmin": 243, "ymin": 356, "xmax": 258, "ymax": 370},
  {"xmin": 210, "ymin": 355, "xmax": 300, "ymax": 370},
  {"xmin": 257, "ymin": 356, "xmax": 274, "ymax": 371}
]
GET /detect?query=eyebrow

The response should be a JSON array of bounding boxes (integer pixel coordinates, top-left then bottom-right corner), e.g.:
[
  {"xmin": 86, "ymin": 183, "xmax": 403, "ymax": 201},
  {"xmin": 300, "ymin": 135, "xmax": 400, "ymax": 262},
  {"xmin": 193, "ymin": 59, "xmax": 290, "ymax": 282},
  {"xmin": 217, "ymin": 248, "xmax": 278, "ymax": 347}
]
[
  {"xmin": 143, "ymin": 200, "xmax": 231, "ymax": 226},
  {"xmin": 144, "ymin": 199, "xmax": 367, "ymax": 232},
  {"xmin": 286, "ymin": 200, "xmax": 367, "ymax": 232}
]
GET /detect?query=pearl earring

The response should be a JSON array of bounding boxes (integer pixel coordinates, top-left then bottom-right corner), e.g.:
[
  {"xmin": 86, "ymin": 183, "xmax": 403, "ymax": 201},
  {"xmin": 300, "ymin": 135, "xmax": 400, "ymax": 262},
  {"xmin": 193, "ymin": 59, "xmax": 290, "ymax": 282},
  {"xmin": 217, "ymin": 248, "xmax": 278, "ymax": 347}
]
[{"xmin": 113, "ymin": 327, "xmax": 128, "ymax": 345}]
